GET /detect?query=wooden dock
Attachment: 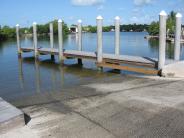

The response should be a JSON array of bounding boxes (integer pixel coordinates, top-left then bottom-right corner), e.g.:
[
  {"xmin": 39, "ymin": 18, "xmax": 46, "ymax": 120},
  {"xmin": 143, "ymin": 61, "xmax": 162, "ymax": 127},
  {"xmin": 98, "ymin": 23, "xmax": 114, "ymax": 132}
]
[
  {"xmin": 16, "ymin": 13, "xmax": 184, "ymax": 76},
  {"xmin": 16, "ymin": 16, "xmax": 173, "ymax": 75},
  {"xmin": 20, "ymin": 47, "xmax": 158, "ymax": 75}
]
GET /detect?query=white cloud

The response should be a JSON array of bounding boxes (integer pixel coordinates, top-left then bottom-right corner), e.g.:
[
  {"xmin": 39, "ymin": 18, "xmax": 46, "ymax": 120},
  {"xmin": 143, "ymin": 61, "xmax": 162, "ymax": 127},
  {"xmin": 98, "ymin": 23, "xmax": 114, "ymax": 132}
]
[
  {"xmin": 130, "ymin": 14, "xmax": 153, "ymax": 24},
  {"xmin": 134, "ymin": 0, "xmax": 152, "ymax": 6},
  {"xmin": 97, "ymin": 5, "xmax": 104, "ymax": 10},
  {"xmin": 69, "ymin": 16, "xmax": 75, "ymax": 20},
  {"xmin": 71, "ymin": 0, "xmax": 105, "ymax": 6}
]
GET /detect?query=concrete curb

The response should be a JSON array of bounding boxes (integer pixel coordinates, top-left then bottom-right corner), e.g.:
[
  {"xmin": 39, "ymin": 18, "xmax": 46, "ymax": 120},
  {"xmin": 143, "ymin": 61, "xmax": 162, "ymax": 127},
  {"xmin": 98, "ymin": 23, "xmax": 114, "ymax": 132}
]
[{"xmin": 0, "ymin": 97, "xmax": 25, "ymax": 134}]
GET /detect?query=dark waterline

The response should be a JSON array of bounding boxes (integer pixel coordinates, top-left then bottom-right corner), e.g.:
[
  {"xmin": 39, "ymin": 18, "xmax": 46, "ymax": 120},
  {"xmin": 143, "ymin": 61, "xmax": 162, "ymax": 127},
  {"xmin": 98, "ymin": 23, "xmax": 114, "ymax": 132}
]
[{"xmin": 0, "ymin": 32, "xmax": 184, "ymax": 102}]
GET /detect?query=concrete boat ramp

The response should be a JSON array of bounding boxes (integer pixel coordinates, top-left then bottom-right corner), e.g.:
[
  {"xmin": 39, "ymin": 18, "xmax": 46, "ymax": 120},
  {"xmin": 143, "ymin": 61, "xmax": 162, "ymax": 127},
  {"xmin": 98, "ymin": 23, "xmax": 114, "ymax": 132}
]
[
  {"xmin": 0, "ymin": 97, "xmax": 25, "ymax": 134},
  {"xmin": 1, "ymin": 75, "xmax": 184, "ymax": 138}
]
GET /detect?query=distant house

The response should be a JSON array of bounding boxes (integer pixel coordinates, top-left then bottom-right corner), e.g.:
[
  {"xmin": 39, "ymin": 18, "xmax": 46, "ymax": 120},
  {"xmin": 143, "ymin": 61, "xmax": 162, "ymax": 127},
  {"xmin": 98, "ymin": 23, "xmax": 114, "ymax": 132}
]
[
  {"xmin": 69, "ymin": 25, "xmax": 78, "ymax": 33},
  {"xmin": 110, "ymin": 28, "xmax": 115, "ymax": 32}
]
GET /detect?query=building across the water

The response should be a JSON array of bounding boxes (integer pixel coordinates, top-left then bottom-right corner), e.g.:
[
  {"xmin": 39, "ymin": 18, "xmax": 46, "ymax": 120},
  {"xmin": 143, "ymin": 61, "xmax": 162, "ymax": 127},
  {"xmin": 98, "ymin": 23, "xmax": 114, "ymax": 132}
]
[{"xmin": 69, "ymin": 25, "xmax": 78, "ymax": 33}]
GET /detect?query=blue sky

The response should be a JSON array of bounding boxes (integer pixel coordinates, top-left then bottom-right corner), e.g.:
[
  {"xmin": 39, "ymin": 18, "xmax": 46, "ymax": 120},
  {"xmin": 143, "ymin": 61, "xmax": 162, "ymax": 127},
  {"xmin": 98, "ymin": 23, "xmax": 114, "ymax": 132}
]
[{"xmin": 0, "ymin": 0, "xmax": 184, "ymax": 27}]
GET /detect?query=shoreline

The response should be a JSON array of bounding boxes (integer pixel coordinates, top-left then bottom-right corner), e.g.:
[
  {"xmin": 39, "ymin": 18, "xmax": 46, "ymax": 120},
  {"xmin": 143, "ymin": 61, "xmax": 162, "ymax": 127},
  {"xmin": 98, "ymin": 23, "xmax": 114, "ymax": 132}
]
[{"xmin": 145, "ymin": 35, "xmax": 184, "ymax": 43}]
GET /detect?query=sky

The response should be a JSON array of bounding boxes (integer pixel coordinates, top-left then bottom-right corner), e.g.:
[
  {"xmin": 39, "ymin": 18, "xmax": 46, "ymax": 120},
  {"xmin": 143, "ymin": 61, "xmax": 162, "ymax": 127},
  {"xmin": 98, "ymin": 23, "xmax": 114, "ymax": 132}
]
[{"xmin": 0, "ymin": 0, "xmax": 184, "ymax": 27}]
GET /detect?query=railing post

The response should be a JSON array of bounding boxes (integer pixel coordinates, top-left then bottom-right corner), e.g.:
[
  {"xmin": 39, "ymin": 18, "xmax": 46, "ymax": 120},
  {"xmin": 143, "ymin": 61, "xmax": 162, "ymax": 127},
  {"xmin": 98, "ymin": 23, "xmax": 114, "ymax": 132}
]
[
  {"xmin": 158, "ymin": 11, "xmax": 167, "ymax": 70},
  {"xmin": 33, "ymin": 22, "xmax": 38, "ymax": 59},
  {"xmin": 50, "ymin": 23, "xmax": 55, "ymax": 60},
  {"xmin": 115, "ymin": 16, "xmax": 120, "ymax": 55},
  {"xmin": 97, "ymin": 16, "xmax": 103, "ymax": 63},
  {"xmin": 58, "ymin": 19, "xmax": 64, "ymax": 64},
  {"xmin": 16, "ymin": 24, "xmax": 21, "ymax": 56},
  {"xmin": 77, "ymin": 19, "xmax": 83, "ymax": 65},
  {"xmin": 174, "ymin": 13, "xmax": 182, "ymax": 61}
]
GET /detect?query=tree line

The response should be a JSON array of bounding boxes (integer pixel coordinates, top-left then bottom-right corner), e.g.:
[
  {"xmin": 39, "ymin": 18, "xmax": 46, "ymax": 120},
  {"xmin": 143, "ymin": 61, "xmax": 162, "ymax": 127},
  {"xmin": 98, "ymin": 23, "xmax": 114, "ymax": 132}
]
[
  {"xmin": 0, "ymin": 20, "xmax": 69, "ymax": 41},
  {"xmin": 83, "ymin": 24, "xmax": 148, "ymax": 33},
  {"xmin": 83, "ymin": 11, "xmax": 182, "ymax": 35}
]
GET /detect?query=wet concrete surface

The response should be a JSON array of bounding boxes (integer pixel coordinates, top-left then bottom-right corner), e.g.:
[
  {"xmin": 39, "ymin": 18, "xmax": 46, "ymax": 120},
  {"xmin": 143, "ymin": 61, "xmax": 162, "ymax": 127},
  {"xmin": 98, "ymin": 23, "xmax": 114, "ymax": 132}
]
[{"xmin": 1, "ymin": 75, "xmax": 184, "ymax": 138}]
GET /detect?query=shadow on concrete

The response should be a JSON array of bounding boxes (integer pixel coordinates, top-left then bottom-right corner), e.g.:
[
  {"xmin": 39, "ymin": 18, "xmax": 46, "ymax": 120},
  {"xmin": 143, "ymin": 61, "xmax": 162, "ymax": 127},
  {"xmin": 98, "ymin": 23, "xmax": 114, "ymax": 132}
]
[{"xmin": 24, "ymin": 113, "xmax": 31, "ymax": 125}]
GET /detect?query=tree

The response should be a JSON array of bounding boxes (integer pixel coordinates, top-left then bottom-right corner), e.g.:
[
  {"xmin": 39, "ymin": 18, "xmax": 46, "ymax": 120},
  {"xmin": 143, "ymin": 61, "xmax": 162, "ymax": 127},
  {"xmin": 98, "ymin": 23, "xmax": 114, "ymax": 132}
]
[
  {"xmin": 120, "ymin": 24, "xmax": 148, "ymax": 32},
  {"xmin": 148, "ymin": 11, "xmax": 177, "ymax": 35},
  {"xmin": 148, "ymin": 21, "xmax": 159, "ymax": 35},
  {"xmin": 0, "ymin": 26, "xmax": 16, "ymax": 40},
  {"xmin": 87, "ymin": 25, "xmax": 97, "ymax": 33},
  {"xmin": 29, "ymin": 20, "xmax": 69, "ymax": 36}
]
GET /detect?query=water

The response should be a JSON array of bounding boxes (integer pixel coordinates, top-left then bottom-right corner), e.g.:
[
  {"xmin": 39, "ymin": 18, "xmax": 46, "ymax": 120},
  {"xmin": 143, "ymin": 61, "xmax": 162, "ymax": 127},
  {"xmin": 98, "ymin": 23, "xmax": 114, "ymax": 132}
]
[{"xmin": 0, "ymin": 32, "xmax": 184, "ymax": 102}]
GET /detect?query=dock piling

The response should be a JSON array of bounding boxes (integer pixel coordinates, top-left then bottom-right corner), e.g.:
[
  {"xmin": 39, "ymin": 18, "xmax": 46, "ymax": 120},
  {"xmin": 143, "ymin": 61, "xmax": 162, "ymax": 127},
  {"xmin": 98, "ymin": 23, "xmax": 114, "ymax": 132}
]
[
  {"xmin": 16, "ymin": 24, "xmax": 21, "ymax": 57},
  {"xmin": 96, "ymin": 16, "xmax": 103, "ymax": 71},
  {"xmin": 77, "ymin": 20, "xmax": 82, "ymax": 51},
  {"xmin": 97, "ymin": 16, "xmax": 103, "ymax": 63},
  {"xmin": 33, "ymin": 22, "xmax": 39, "ymax": 59},
  {"xmin": 115, "ymin": 16, "xmax": 120, "ymax": 55},
  {"xmin": 77, "ymin": 19, "xmax": 83, "ymax": 65},
  {"xmin": 50, "ymin": 23, "xmax": 55, "ymax": 60},
  {"xmin": 158, "ymin": 11, "xmax": 167, "ymax": 70},
  {"xmin": 58, "ymin": 19, "xmax": 64, "ymax": 64},
  {"xmin": 174, "ymin": 13, "xmax": 182, "ymax": 61}
]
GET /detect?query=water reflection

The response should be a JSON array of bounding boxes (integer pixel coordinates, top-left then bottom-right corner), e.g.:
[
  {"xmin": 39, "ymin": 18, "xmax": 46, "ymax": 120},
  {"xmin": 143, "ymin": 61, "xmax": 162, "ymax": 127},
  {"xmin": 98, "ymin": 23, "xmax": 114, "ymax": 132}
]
[
  {"xmin": 148, "ymin": 38, "xmax": 184, "ymax": 59},
  {"xmin": 148, "ymin": 39, "xmax": 159, "ymax": 54},
  {"xmin": 16, "ymin": 56, "xmax": 114, "ymax": 99},
  {"xmin": 18, "ymin": 57, "xmax": 25, "ymax": 90},
  {"xmin": 34, "ymin": 60, "xmax": 41, "ymax": 93}
]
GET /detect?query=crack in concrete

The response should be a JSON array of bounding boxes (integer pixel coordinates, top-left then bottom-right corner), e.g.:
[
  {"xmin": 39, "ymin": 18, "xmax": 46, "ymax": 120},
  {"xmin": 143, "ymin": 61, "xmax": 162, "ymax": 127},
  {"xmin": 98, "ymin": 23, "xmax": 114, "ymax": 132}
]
[{"xmin": 73, "ymin": 110, "xmax": 118, "ymax": 138}]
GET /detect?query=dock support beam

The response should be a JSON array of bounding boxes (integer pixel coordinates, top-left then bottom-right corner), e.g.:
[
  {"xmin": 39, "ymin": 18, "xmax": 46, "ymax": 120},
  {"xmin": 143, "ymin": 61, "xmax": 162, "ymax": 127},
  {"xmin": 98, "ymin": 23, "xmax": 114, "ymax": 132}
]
[
  {"xmin": 158, "ymin": 11, "xmax": 167, "ymax": 70},
  {"xmin": 16, "ymin": 24, "xmax": 21, "ymax": 57},
  {"xmin": 115, "ymin": 16, "xmax": 120, "ymax": 55},
  {"xmin": 174, "ymin": 13, "xmax": 182, "ymax": 61},
  {"xmin": 97, "ymin": 16, "xmax": 103, "ymax": 71},
  {"xmin": 33, "ymin": 22, "xmax": 39, "ymax": 59},
  {"xmin": 49, "ymin": 23, "xmax": 55, "ymax": 60},
  {"xmin": 58, "ymin": 19, "xmax": 64, "ymax": 64},
  {"xmin": 77, "ymin": 19, "xmax": 83, "ymax": 65}
]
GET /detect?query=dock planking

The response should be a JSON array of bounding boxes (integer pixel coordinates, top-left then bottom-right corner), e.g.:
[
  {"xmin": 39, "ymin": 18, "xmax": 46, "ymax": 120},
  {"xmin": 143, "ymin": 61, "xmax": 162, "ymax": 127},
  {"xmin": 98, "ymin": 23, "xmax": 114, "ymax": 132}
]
[
  {"xmin": 20, "ymin": 47, "xmax": 156, "ymax": 65},
  {"xmin": 21, "ymin": 47, "xmax": 34, "ymax": 52}
]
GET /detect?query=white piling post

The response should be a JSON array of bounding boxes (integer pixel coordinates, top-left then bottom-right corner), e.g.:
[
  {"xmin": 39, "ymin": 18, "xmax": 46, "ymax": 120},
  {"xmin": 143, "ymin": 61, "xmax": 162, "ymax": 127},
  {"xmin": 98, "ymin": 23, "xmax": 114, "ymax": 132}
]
[
  {"xmin": 50, "ymin": 23, "xmax": 55, "ymax": 60},
  {"xmin": 158, "ymin": 11, "xmax": 167, "ymax": 70},
  {"xmin": 115, "ymin": 16, "xmax": 120, "ymax": 55},
  {"xmin": 78, "ymin": 19, "xmax": 82, "ymax": 51},
  {"xmin": 97, "ymin": 16, "xmax": 103, "ymax": 63},
  {"xmin": 50, "ymin": 23, "xmax": 54, "ymax": 49},
  {"xmin": 16, "ymin": 24, "xmax": 21, "ymax": 56},
  {"xmin": 33, "ymin": 22, "xmax": 38, "ymax": 59},
  {"xmin": 77, "ymin": 19, "xmax": 83, "ymax": 65},
  {"xmin": 58, "ymin": 19, "xmax": 64, "ymax": 63},
  {"xmin": 174, "ymin": 13, "xmax": 182, "ymax": 61}
]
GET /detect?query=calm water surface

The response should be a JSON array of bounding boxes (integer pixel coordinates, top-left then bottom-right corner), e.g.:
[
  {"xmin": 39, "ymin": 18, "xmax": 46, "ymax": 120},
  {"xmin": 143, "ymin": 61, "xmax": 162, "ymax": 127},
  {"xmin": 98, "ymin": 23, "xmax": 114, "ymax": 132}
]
[{"xmin": 0, "ymin": 32, "xmax": 184, "ymax": 102}]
